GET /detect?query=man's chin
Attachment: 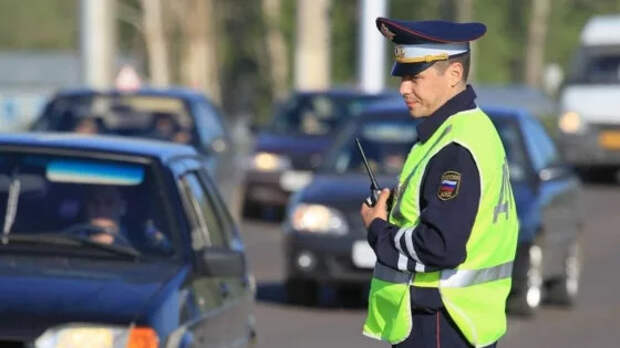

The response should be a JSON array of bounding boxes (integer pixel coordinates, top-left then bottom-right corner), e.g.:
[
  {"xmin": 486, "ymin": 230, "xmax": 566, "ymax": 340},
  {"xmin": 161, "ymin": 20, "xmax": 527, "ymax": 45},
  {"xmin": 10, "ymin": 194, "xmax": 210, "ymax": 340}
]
[{"xmin": 408, "ymin": 109, "xmax": 427, "ymax": 119}]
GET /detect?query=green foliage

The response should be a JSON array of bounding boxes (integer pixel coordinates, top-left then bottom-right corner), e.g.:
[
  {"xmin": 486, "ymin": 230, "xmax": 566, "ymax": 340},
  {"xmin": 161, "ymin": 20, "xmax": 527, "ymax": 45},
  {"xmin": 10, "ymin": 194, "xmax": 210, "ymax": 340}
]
[
  {"xmin": 0, "ymin": 0, "xmax": 77, "ymax": 50},
  {"xmin": 4, "ymin": 0, "xmax": 620, "ymax": 122},
  {"xmin": 331, "ymin": 1, "xmax": 358, "ymax": 85}
]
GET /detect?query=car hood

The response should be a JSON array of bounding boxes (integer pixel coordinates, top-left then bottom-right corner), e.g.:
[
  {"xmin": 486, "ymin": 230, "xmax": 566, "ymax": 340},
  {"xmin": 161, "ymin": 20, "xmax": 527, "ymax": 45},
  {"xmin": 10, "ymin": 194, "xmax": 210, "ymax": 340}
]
[
  {"xmin": 561, "ymin": 85, "xmax": 620, "ymax": 123},
  {"xmin": 297, "ymin": 174, "xmax": 533, "ymax": 237},
  {"xmin": 296, "ymin": 173, "xmax": 398, "ymax": 232},
  {"xmin": 0, "ymin": 255, "xmax": 188, "ymax": 340},
  {"xmin": 254, "ymin": 132, "xmax": 333, "ymax": 170}
]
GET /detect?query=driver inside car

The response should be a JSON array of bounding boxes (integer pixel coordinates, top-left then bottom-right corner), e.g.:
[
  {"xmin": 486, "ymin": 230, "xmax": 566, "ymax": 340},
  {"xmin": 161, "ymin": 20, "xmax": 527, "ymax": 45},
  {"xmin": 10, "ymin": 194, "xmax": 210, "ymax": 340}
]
[
  {"xmin": 81, "ymin": 185, "xmax": 131, "ymax": 246},
  {"xmin": 75, "ymin": 185, "xmax": 173, "ymax": 254}
]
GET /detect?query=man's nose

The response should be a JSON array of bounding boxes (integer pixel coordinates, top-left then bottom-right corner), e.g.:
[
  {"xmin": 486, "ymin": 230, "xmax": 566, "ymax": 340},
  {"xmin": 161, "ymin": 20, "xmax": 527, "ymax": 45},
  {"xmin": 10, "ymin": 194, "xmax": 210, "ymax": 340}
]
[{"xmin": 399, "ymin": 79, "xmax": 411, "ymax": 96}]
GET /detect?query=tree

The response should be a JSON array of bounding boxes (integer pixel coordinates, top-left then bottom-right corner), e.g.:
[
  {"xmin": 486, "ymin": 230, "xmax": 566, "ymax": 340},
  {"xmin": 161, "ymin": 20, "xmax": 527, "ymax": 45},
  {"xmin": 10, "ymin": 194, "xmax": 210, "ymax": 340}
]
[
  {"xmin": 525, "ymin": 0, "xmax": 551, "ymax": 87},
  {"xmin": 294, "ymin": 0, "xmax": 331, "ymax": 90},
  {"xmin": 262, "ymin": 0, "xmax": 289, "ymax": 99},
  {"xmin": 140, "ymin": 0, "xmax": 169, "ymax": 86},
  {"xmin": 171, "ymin": 0, "xmax": 221, "ymax": 103},
  {"xmin": 454, "ymin": 0, "xmax": 476, "ymax": 81}
]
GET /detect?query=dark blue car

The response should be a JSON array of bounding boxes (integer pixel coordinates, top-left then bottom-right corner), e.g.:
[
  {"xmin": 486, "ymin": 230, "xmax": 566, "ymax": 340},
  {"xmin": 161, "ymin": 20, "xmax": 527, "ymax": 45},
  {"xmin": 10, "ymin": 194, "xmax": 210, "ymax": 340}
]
[
  {"xmin": 30, "ymin": 88, "xmax": 241, "ymax": 216},
  {"xmin": 283, "ymin": 102, "xmax": 583, "ymax": 314},
  {"xmin": 242, "ymin": 89, "xmax": 396, "ymax": 218},
  {"xmin": 0, "ymin": 134, "xmax": 255, "ymax": 346}
]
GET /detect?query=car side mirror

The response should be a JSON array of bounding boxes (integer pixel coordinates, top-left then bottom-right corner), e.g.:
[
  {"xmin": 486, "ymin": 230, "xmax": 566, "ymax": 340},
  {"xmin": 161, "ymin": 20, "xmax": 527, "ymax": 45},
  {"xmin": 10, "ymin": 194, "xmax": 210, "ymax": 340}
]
[
  {"xmin": 203, "ymin": 137, "xmax": 227, "ymax": 154},
  {"xmin": 539, "ymin": 165, "xmax": 570, "ymax": 182},
  {"xmin": 199, "ymin": 248, "xmax": 245, "ymax": 277}
]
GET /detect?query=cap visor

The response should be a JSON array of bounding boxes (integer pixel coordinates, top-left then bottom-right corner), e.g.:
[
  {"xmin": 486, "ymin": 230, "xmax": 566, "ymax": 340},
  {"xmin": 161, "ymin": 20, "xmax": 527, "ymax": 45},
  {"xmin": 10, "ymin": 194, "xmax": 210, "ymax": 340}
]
[{"xmin": 391, "ymin": 62, "xmax": 435, "ymax": 77}]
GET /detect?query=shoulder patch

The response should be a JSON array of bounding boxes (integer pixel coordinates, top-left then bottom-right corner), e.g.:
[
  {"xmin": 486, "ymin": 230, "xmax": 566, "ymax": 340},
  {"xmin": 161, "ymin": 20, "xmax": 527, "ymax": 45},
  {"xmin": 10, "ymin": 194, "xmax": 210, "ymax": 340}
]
[{"xmin": 437, "ymin": 171, "xmax": 461, "ymax": 200}]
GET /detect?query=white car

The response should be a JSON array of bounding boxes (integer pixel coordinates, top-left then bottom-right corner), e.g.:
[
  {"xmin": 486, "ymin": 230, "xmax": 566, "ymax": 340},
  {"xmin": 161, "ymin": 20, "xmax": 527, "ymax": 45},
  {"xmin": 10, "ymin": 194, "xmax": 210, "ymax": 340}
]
[{"xmin": 558, "ymin": 15, "xmax": 620, "ymax": 178}]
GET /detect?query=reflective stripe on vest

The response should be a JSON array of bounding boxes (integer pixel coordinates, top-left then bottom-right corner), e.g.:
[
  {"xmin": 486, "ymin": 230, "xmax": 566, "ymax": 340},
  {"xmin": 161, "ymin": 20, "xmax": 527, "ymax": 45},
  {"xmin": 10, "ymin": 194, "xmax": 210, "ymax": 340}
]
[
  {"xmin": 437, "ymin": 261, "xmax": 513, "ymax": 288},
  {"xmin": 373, "ymin": 262, "xmax": 413, "ymax": 283}
]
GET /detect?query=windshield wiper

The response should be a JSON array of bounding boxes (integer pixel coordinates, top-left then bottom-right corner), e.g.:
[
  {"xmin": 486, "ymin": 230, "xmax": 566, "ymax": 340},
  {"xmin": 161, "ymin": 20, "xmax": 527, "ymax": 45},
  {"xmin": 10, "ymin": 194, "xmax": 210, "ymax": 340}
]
[
  {"xmin": 0, "ymin": 234, "xmax": 141, "ymax": 260},
  {"xmin": 2, "ymin": 170, "xmax": 21, "ymax": 244}
]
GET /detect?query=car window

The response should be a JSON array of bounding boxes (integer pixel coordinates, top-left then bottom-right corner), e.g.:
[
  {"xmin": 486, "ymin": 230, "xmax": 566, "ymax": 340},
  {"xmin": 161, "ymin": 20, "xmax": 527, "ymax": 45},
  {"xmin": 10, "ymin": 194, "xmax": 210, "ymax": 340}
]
[
  {"xmin": 34, "ymin": 95, "xmax": 197, "ymax": 146},
  {"xmin": 322, "ymin": 115, "xmax": 418, "ymax": 175},
  {"xmin": 193, "ymin": 101, "xmax": 226, "ymax": 147},
  {"xmin": 568, "ymin": 46, "xmax": 620, "ymax": 84},
  {"xmin": 268, "ymin": 94, "xmax": 384, "ymax": 136},
  {"xmin": 520, "ymin": 116, "xmax": 560, "ymax": 172},
  {"xmin": 196, "ymin": 169, "xmax": 243, "ymax": 249},
  {"xmin": 0, "ymin": 153, "xmax": 176, "ymax": 258},
  {"xmin": 489, "ymin": 116, "xmax": 530, "ymax": 182},
  {"xmin": 179, "ymin": 172, "xmax": 226, "ymax": 249}
]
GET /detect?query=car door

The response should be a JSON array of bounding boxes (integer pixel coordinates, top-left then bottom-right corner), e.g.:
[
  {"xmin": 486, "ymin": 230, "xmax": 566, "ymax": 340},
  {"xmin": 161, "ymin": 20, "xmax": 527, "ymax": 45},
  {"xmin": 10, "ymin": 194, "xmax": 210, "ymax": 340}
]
[
  {"xmin": 176, "ymin": 160, "xmax": 253, "ymax": 347},
  {"xmin": 195, "ymin": 167, "xmax": 255, "ymax": 341},
  {"xmin": 521, "ymin": 115, "xmax": 581, "ymax": 277}
]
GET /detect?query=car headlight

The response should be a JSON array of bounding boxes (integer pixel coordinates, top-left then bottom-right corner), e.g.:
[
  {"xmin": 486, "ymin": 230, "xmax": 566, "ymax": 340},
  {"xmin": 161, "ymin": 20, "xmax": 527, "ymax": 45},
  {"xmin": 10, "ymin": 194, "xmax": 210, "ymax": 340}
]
[
  {"xmin": 290, "ymin": 203, "xmax": 349, "ymax": 235},
  {"xmin": 34, "ymin": 324, "xmax": 158, "ymax": 348},
  {"xmin": 251, "ymin": 152, "xmax": 291, "ymax": 172},
  {"xmin": 558, "ymin": 111, "xmax": 584, "ymax": 134}
]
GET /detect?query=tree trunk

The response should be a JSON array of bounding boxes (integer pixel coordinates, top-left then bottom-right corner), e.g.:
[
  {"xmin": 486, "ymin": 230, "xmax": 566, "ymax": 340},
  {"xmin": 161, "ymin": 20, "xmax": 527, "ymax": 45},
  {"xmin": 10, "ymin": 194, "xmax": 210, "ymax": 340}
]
[
  {"xmin": 525, "ymin": 0, "xmax": 551, "ymax": 88},
  {"xmin": 454, "ymin": 0, "xmax": 476, "ymax": 82},
  {"xmin": 262, "ymin": 0, "xmax": 289, "ymax": 99},
  {"xmin": 141, "ymin": 0, "xmax": 169, "ymax": 86},
  {"xmin": 294, "ymin": 0, "xmax": 330, "ymax": 90},
  {"xmin": 179, "ymin": 0, "xmax": 221, "ymax": 104}
]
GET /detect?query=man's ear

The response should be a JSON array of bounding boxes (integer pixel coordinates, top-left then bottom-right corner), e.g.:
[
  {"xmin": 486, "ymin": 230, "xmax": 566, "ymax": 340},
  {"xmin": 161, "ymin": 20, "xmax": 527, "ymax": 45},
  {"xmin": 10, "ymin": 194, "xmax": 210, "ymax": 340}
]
[{"xmin": 448, "ymin": 61, "xmax": 464, "ymax": 87}]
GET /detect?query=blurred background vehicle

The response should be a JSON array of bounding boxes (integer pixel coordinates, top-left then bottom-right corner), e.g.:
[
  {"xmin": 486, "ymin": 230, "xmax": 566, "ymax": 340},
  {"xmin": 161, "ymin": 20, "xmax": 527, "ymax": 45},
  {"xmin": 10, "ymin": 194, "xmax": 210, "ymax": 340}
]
[
  {"xmin": 30, "ymin": 87, "xmax": 243, "ymax": 216},
  {"xmin": 282, "ymin": 101, "xmax": 583, "ymax": 314},
  {"xmin": 0, "ymin": 133, "xmax": 255, "ymax": 347},
  {"xmin": 475, "ymin": 84, "xmax": 559, "ymax": 133},
  {"xmin": 241, "ymin": 89, "xmax": 396, "ymax": 220},
  {"xmin": 558, "ymin": 15, "xmax": 620, "ymax": 181}
]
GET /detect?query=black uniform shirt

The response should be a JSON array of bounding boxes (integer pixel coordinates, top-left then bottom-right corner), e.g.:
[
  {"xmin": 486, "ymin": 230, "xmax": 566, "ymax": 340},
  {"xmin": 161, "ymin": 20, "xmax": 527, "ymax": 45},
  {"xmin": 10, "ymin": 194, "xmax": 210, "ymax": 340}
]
[{"xmin": 367, "ymin": 85, "xmax": 481, "ymax": 310}]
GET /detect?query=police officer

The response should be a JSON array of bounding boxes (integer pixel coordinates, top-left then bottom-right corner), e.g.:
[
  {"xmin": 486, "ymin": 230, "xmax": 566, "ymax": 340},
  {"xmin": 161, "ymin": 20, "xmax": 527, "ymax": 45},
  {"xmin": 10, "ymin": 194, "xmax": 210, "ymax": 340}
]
[{"xmin": 360, "ymin": 18, "xmax": 519, "ymax": 348}]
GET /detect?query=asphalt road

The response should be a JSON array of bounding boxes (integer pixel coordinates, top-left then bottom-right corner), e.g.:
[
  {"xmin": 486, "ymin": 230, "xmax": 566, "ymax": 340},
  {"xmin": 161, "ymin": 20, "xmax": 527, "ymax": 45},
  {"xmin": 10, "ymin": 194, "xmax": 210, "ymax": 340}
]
[{"xmin": 239, "ymin": 183, "xmax": 620, "ymax": 348}]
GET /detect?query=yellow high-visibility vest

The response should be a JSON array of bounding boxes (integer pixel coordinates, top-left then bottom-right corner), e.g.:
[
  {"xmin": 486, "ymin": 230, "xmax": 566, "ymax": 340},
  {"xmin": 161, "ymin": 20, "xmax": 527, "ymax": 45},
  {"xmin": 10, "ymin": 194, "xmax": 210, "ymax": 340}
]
[{"xmin": 363, "ymin": 108, "xmax": 519, "ymax": 347}]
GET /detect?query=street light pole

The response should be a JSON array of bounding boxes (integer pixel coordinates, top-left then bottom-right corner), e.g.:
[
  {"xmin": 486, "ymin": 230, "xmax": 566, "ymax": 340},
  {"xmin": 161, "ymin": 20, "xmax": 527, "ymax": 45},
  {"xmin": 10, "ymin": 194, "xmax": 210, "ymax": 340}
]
[{"xmin": 359, "ymin": 0, "xmax": 387, "ymax": 94}]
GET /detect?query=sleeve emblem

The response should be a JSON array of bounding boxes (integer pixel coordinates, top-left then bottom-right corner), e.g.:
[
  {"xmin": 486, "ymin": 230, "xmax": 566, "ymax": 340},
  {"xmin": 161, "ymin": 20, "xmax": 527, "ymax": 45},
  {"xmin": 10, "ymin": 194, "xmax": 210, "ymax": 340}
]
[{"xmin": 437, "ymin": 171, "xmax": 461, "ymax": 200}]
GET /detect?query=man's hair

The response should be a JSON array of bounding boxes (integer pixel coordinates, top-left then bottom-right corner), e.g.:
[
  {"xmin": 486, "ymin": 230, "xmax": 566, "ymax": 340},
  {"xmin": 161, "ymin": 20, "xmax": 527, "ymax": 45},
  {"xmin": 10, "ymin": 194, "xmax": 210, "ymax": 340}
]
[{"xmin": 433, "ymin": 53, "xmax": 471, "ymax": 82}]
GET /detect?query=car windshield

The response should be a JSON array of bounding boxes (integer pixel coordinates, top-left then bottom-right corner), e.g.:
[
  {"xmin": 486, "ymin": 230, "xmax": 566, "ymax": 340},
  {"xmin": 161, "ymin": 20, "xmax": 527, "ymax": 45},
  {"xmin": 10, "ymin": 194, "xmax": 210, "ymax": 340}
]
[
  {"xmin": 569, "ymin": 46, "xmax": 620, "ymax": 84},
  {"xmin": 488, "ymin": 115, "xmax": 529, "ymax": 182},
  {"xmin": 268, "ymin": 93, "xmax": 386, "ymax": 136},
  {"xmin": 0, "ymin": 153, "xmax": 176, "ymax": 259},
  {"xmin": 322, "ymin": 116, "xmax": 419, "ymax": 175},
  {"xmin": 35, "ymin": 95, "xmax": 197, "ymax": 146}
]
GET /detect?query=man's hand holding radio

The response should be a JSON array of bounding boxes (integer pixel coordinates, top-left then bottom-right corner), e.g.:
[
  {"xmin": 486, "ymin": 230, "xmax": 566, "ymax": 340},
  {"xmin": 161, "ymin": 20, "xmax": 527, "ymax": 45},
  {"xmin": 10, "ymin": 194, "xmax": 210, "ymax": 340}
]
[{"xmin": 360, "ymin": 188, "xmax": 391, "ymax": 229}]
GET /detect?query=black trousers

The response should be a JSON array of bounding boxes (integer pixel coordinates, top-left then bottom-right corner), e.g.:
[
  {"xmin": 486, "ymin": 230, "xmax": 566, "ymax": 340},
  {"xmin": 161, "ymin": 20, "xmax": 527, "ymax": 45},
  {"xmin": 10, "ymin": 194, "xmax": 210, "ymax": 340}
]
[{"xmin": 392, "ymin": 309, "xmax": 498, "ymax": 348}]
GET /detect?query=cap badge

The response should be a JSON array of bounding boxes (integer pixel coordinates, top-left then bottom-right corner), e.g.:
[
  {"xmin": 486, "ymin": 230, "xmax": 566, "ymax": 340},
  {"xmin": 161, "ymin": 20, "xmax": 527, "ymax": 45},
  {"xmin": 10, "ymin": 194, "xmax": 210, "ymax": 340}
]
[
  {"xmin": 394, "ymin": 45, "xmax": 405, "ymax": 59},
  {"xmin": 380, "ymin": 23, "xmax": 396, "ymax": 41}
]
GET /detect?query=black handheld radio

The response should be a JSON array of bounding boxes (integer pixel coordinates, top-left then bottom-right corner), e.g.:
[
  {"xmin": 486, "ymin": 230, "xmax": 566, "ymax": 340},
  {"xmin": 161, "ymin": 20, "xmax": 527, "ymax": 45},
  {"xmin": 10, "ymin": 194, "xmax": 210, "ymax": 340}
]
[{"xmin": 355, "ymin": 138, "xmax": 382, "ymax": 207}]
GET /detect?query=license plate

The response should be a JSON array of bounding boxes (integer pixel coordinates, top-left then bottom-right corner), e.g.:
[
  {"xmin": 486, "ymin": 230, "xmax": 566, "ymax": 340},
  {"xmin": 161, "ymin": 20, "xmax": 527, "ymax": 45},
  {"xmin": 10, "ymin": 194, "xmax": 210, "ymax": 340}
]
[
  {"xmin": 352, "ymin": 240, "xmax": 376, "ymax": 269},
  {"xmin": 598, "ymin": 131, "xmax": 620, "ymax": 149}
]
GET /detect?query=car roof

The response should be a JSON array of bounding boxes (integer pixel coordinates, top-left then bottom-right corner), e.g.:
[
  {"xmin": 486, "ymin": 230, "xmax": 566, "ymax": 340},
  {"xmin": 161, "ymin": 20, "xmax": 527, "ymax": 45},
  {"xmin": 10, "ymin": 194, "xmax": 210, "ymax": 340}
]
[
  {"xmin": 0, "ymin": 133, "xmax": 197, "ymax": 162},
  {"xmin": 51, "ymin": 87, "xmax": 208, "ymax": 101},
  {"xmin": 581, "ymin": 15, "xmax": 620, "ymax": 46},
  {"xmin": 289, "ymin": 88, "xmax": 398, "ymax": 99}
]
